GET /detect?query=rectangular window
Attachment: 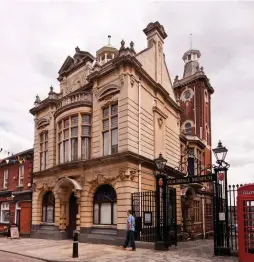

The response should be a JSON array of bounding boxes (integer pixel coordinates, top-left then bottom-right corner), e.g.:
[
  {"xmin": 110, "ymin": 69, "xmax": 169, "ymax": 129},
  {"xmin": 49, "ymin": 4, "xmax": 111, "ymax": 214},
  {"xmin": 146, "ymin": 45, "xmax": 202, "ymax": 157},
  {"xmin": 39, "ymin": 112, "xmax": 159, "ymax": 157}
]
[
  {"xmin": 81, "ymin": 137, "xmax": 90, "ymax": 160},
  {"xmin": 64, "ymin": 140, "xmax": 69, "ymax": 162},
  {"xmin": 40, "ymin": 132, "xmax": 48, "ymax": 170},
  {"xmin": 58, "ymin": 143, "xmax": 63, "ymax": 164},
  {"xmin": 3, "ymin": 170, "xmax": 8, "ymax": 189},
  {"xmin": 193, "ymin": 200, "xmax": 201, "ymax": 222},
  {"xmin": 81, "ymin": 114, "xmax": 91, "ymax": 160},
  {"xmin": 1, "ymin": 202, "xmax": 9, "ymax": 223},
  {"xmin": 103, "ymin": 131, "xmax": 109, "ymax": 156},
  {"xmin": 71, "ymin": 138, "xmax": 78, "ymax": 161},
  {"xmin": 111, "ymin": 129, "xmax": 118, "ymax": 154},
  {"xmin": 102, "ymin": 104, "xmax": 118, "ymax": 156},
  {"xmin": 18, "ymin": 165, "xmax": 24, "ymax": 186}
]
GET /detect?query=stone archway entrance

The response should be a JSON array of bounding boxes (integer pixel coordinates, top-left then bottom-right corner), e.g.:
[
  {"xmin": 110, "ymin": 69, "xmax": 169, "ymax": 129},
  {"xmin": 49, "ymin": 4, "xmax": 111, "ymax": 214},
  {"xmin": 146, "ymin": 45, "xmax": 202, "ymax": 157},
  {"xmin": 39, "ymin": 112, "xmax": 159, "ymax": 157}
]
[{"xmin": 54, "ymin": 177, "xmax": 82, "ymax": 237}]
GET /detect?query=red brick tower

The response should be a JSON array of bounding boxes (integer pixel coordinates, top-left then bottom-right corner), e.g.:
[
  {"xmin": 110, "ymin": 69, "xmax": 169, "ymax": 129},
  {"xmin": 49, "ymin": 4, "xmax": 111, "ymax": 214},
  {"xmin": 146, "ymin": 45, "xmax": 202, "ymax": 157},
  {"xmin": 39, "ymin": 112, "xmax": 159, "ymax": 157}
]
[{"xmin": 173, "ymin": 49, "xmax": 214, "ymax": 170}]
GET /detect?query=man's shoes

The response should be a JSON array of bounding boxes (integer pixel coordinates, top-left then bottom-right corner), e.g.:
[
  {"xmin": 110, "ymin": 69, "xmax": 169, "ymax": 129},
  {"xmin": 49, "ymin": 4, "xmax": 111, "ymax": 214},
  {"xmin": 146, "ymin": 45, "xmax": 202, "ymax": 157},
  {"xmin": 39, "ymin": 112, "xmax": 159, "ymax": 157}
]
[{"xmin": 120, "ymin": 246, "xmax": 126, "ymax": 250}]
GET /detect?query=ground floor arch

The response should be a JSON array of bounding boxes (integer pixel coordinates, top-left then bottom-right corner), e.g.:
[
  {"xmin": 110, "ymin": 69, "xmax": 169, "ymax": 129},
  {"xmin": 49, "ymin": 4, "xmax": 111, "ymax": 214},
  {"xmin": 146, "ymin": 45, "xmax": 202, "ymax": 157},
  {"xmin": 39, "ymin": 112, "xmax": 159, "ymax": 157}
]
[{"xmin": 93, "ymin": 184, "xmax": 117, "ymax": 225}]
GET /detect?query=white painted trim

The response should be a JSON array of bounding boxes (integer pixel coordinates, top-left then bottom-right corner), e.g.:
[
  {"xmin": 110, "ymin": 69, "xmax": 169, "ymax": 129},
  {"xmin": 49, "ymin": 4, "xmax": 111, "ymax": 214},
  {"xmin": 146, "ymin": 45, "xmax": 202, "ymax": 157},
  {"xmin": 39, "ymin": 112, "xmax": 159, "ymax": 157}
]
[{"xmin": 15, "ymin": 202, "xmax": 21, "ymax": 224}]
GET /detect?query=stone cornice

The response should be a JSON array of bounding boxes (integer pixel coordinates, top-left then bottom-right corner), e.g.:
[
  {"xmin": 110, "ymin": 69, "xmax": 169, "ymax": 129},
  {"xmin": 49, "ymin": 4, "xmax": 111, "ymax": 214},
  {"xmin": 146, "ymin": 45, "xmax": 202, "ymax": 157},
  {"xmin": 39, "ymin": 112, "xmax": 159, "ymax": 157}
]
[
  {"xmin": 29, "ymin": 98, "xmax": 58, "ymax": 116},
  {"xmin": 173, "ymin": 71, "xmax": 214, "ymax": 94},
  {"xmin": 32, "ymin": 151, "xmax": 184, "ymax": 179}
]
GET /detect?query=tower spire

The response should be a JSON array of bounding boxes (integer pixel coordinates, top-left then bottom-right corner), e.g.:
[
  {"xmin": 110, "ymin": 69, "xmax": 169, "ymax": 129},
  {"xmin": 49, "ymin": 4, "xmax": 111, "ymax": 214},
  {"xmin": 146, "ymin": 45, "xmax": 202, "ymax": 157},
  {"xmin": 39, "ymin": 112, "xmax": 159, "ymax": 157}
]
[
  {"xmin": 108, "ymin": 35, "xmax": 111, "ymax": 45},
  {"xmin": 190, "ymin": 33, "xmax": 193, "ymax": 50}
]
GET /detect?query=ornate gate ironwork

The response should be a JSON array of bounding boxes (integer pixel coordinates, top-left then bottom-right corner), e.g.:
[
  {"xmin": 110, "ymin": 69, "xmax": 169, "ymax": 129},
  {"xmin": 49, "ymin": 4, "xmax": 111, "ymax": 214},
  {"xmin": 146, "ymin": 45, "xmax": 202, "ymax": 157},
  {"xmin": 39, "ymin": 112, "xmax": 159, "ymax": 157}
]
[{"xmin": 132, "ymin": 187, "xmax": 177, "ymax": 246}]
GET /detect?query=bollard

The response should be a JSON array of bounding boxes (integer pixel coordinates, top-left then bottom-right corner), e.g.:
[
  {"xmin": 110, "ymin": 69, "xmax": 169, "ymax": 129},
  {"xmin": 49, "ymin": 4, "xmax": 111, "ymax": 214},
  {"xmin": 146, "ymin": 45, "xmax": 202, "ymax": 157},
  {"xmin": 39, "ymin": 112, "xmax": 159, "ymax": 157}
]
[{"xmin": 72, "ymin": 231, "xmax": 79, "ymax": 258}]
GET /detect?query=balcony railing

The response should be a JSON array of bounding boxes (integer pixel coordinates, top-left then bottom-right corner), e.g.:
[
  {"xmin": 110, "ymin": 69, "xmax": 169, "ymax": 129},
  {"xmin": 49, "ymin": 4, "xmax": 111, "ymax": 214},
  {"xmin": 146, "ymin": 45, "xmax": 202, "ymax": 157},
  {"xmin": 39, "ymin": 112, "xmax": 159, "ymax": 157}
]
[{"xmin": 55, "ymin": 92, "xmax": 92, "ymax": 116}]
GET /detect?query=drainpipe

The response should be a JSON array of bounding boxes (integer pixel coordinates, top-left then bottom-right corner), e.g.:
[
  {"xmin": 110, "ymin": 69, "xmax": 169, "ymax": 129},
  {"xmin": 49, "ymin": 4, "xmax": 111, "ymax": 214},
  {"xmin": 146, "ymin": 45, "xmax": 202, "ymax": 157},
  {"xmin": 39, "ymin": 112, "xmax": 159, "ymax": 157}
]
[
  {"xmin": 194, "ymin": 86, "xmax": 197, "ymax": 134},
  {"xmin": 202, "ymin": 188, "xmax": 206, "ymax": 239},
  {"xmin": 138, "ymin": 79, "xmax": 142, "ymax": 194}
]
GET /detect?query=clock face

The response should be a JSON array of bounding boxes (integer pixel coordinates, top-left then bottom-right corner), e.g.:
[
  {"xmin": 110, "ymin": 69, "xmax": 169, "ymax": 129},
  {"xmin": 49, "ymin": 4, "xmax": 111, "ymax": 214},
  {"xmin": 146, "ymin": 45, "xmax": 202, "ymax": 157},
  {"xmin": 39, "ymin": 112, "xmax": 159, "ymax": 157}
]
[{"xmin": 184, "ymin": 90, "xmax": 191, "ymax": 100}]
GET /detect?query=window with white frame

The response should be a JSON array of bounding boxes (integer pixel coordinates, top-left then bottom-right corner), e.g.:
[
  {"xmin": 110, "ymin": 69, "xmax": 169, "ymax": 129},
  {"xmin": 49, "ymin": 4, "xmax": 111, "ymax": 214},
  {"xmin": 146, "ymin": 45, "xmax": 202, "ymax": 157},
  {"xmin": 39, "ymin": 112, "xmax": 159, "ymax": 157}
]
[
  {"xmin": 102, "ymin": 104, "xmax": 118, "ymax": 156},
  {"xmin": 3, "ymin": 170, "xmax": 8, "ymax": 189},
  {"xmin": 57, "ymin": 114, "xmax": 91, "ymax": 163},
  {"xmin": 18, "ymin": 165, "xmax": 24, "ymax": 186},
  {"xmin": 1, "ymin": 202, "xmax": 9, "ymax": 223},
  {"xmin": 40, "ymin": 132, "xmax": 48, "ymax": 170}
]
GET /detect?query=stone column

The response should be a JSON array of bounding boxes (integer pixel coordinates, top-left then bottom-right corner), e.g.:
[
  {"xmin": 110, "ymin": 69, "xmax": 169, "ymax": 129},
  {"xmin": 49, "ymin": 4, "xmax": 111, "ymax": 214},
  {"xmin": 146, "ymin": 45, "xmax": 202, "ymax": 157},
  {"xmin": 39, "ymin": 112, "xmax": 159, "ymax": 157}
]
[{"xmin": 74, "ymin": 190, "xmax": 81, "ymax": 231}]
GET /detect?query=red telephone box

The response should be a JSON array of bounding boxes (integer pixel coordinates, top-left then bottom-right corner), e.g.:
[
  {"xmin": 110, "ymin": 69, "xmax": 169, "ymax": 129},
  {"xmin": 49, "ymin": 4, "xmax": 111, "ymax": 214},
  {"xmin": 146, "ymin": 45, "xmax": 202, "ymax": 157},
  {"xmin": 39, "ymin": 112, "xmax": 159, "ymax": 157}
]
[{"xmin": 237, "ymin": 184, "xmax": 254, "ymax": 262}]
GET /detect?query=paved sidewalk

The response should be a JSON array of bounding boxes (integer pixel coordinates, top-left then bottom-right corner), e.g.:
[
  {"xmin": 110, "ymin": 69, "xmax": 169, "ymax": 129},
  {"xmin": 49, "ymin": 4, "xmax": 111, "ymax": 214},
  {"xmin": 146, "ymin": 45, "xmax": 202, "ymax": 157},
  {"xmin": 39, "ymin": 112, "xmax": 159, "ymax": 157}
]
[{"xmin": 0, "ymin": 238, "xmax": 238, "ymax": 262}]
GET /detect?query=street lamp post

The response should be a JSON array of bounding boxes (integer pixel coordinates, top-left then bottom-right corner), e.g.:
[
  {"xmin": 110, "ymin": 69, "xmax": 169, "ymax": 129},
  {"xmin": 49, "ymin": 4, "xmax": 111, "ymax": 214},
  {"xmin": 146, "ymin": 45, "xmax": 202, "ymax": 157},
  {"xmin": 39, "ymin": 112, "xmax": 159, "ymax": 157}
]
[
  {"xmin": 212, "ymin": 140, "xmax": 230, "ymax": 256},
  {"xmin": 154, "ymin": 153, "xmax": 168, "ymax": 251}
]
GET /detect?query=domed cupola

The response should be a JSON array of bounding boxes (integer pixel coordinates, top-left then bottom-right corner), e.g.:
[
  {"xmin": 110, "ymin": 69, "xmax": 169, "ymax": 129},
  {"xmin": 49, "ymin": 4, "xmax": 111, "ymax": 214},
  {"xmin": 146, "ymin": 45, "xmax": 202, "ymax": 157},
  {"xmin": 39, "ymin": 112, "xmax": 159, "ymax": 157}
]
[{"xmin": 96, "ymin": 35, "xmax": 118, "ymax": 65}]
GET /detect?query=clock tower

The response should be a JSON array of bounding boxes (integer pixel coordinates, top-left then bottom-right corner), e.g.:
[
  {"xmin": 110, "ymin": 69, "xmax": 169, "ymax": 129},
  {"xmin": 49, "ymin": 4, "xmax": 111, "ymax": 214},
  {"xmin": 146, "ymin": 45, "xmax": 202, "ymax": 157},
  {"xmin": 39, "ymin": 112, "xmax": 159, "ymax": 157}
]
[{"xmin": 173, "ymin": 48, "xmax": 214, "ymax": 170}]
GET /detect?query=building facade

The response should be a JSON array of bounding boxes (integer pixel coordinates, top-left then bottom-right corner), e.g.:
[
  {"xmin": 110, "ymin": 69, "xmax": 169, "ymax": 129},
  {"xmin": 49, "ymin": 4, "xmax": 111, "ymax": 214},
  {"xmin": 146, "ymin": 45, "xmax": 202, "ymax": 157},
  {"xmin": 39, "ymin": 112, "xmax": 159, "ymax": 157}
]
[
  {"xmin": 0, "ymin": 149, "xmax": 33, "ymax": 236},
  {"xmin": 29, "ymin": 21, "xmax": 214, "ymax": 243},
  {"xmin": 173, "ymin": 49, "xmax": 214, "ymax": 239}
]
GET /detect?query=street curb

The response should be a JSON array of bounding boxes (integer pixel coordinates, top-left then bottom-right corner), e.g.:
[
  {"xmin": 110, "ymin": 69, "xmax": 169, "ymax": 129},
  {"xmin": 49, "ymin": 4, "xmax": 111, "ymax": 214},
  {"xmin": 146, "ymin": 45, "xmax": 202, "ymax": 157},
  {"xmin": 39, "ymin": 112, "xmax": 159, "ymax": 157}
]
[{"xmin": 0, "ymin": 248, "xmax": 87, "ymax": 262}]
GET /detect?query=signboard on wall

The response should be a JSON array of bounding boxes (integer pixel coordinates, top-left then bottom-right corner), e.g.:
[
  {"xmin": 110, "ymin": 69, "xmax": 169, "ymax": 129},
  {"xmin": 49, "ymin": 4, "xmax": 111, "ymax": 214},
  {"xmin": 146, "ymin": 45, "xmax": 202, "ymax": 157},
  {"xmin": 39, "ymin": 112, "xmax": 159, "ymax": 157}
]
[{"xmin": 10, "ymin": 226, "xmax": 19, "ymax": 239}]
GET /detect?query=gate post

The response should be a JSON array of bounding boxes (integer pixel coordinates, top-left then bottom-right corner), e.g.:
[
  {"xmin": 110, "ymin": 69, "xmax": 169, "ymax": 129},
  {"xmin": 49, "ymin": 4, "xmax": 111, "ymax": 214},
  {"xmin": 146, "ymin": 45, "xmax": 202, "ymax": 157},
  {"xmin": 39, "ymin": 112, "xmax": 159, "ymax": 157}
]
[{"xmin": 212, "ymin": 140, "xmax": 230, "ymax": 256}]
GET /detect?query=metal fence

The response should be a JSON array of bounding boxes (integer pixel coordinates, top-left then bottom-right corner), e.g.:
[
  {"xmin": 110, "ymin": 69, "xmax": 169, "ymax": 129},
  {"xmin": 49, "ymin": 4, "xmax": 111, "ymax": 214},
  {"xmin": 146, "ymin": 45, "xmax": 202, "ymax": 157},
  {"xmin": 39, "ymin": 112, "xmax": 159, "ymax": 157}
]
[{"xmin": 228, "ymin": 184, "xmax": 241, "ymax": 254}]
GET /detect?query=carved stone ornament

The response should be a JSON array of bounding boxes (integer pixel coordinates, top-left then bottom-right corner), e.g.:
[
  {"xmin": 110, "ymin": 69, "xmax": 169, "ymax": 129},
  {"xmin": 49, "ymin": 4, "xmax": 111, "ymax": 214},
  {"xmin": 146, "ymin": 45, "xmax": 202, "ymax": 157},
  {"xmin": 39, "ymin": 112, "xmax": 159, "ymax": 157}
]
[
  {"xmin": 158, "ymin": 117, "xmax": 163, "ymax": 128},
  {"xmin": 158, "ymin": 42, "xmax": 162, "ymax": 54},
  {"xmin": 120, "ymin": 75, "xmax": 124, "ymax": 86},
  {"xmin": 130, "ymin": 75, "xmax": 136, "ymax": 87},
  {"xmin": 36, "ymin": 178, "xmax": 57, "ymax": 192},
  {"xmin": 87, "ymin": 173, "xmax": 116, "ymax": 186},
  {"xmin": 119, "ymin": 169, "xmax": 136, "ymax": 181}
]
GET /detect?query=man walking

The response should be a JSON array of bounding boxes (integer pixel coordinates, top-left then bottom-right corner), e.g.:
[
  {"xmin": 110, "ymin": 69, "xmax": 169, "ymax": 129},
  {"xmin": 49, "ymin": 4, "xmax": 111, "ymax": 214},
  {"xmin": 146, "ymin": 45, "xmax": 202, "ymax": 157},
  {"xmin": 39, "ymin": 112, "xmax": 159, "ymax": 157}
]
[{"xmin": 120, "ymin": 210, "xmax": 136, "ymax": 251}]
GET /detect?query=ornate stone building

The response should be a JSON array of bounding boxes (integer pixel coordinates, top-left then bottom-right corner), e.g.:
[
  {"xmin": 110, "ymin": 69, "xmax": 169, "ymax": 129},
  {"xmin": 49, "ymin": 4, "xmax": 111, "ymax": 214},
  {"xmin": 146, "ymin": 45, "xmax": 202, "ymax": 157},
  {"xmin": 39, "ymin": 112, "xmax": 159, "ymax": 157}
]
[{"xmin": 29, "ymin": 21, "xmax": 214, "ymax": 243}]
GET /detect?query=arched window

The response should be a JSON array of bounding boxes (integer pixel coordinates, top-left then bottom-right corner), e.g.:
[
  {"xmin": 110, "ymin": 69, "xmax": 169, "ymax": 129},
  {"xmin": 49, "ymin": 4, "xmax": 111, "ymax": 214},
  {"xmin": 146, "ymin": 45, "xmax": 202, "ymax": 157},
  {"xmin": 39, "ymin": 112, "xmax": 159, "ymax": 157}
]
[
  {"xmin": 185, "ymin": 122, "xmax": 192, "ymax": 134},
  {"xmin": 93, "ymin": 184, "xmax": 117, "ymax": 225},
  {"xmin": 42, "ymin": 191, "xmax": 55, "ymax": 223}
]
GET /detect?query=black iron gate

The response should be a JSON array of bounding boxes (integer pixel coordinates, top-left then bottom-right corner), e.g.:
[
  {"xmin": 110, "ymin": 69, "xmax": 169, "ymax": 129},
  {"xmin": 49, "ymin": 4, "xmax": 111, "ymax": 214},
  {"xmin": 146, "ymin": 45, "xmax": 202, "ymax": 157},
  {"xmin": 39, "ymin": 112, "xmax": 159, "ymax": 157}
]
[{"xmin": 132, "ymin": 187, "xmax": 177, "ymax": 246}]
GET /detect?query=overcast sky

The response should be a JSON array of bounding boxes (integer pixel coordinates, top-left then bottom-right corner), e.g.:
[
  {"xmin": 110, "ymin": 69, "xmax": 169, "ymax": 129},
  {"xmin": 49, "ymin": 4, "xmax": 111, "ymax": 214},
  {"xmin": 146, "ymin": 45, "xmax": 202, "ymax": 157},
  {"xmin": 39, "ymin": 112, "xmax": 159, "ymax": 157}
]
[{"xmin": 0, "ymin": 1, "xmax": 253, "ymax": 184}]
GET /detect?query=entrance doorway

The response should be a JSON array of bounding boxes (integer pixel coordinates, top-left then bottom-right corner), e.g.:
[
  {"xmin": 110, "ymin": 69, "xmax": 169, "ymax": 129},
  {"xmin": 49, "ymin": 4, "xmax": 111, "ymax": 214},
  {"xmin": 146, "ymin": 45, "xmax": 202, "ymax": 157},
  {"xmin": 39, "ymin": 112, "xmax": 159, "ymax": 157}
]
[{"xmin": 67, "ymin": 192, "xmax": 78, "ymax": 239}]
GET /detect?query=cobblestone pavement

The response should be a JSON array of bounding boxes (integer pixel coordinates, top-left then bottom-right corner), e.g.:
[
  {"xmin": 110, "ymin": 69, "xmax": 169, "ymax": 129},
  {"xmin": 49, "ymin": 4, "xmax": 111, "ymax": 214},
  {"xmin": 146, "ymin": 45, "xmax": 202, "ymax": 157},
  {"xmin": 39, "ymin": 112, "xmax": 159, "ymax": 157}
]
[
  {"xmin": 0, "ymin": 238, "xmax": 238, "ymax": 262},
  {"xmin": 0, "ymin": 250, "xmax": 43, "ymax": 262}
]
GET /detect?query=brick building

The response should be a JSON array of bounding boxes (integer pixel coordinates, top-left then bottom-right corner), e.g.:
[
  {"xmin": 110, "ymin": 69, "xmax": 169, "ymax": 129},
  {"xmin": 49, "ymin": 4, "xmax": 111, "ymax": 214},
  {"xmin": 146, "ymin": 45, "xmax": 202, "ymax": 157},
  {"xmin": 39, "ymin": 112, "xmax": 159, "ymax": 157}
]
[
  {"xmin": 28, "ymin": 21, "xmax": 215, "ymax": 243},
  {"xmin": 0, "ymin": 149, "xmax": 33, "ymax": 236}
]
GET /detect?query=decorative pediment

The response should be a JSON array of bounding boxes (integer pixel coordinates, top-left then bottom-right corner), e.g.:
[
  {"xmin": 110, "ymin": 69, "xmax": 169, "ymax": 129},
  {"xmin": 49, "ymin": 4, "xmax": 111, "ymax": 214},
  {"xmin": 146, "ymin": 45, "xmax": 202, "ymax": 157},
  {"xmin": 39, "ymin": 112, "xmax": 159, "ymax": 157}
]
[
  {"xmin": 96, "ymin": 84, "xmax": 121, "ymax": 100},
  {"xmin": 58, "ymin": 56, "xmax": 74, "ymax": 75},
  {"xmin": 36, "ymin": 118, "xmax": 50, "ymax": 129}
]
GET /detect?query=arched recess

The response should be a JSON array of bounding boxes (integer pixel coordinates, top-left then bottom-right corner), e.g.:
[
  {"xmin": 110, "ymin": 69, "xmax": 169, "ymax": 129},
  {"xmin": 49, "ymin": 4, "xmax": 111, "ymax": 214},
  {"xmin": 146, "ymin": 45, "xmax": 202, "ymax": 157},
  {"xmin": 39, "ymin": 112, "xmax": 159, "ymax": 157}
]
[
  {"xmin": 93, "ymin": 184, "xmax": 117, "ymax": 225},
  {"xmin": 42, "ymin": 191, "xmax": 55, "ymax": 223}
]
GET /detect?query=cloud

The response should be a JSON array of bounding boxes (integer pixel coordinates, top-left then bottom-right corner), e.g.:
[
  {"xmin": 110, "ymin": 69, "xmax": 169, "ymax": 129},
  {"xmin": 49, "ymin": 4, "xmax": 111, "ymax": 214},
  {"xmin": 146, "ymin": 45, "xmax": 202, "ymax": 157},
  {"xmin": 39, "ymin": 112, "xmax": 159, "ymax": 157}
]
[{"xmin": 0, "ymin": 1, "xmax": 253, "ymax": 185}]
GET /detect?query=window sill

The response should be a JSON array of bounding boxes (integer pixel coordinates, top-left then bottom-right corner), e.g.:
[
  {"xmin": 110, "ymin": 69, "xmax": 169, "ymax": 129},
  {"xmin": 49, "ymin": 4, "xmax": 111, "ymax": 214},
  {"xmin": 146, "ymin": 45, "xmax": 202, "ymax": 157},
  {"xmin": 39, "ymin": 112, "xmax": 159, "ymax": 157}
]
[
  {"xmin": 0, "ymin": 222, "xmax": 9, "ymax": 224},
  {"xmin": 92, "ymin": 224, "xmax": 117, "ymax": 229},
  {"xmin": 193, "ymin": 222, "xmax": 202, "ymax": 225},
  {"xmin": 16, "ymin": 186, "xmax": 24, "ymax": 189},
  {"xmin": 40, "ymin": 222, "xmax": 55, "ymax": 226},
  {"xmin": 1, "ymin": 188, "xmax": 8, "ymax": 191}
]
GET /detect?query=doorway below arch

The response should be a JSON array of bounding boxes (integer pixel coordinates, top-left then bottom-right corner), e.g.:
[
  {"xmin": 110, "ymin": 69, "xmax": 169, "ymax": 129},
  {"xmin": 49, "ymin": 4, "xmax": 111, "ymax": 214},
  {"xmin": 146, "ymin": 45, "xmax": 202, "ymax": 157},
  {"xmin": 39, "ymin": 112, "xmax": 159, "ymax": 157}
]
[{"xmin": 67, "ymin": 192, "xmax": 78, "ymax": 239}]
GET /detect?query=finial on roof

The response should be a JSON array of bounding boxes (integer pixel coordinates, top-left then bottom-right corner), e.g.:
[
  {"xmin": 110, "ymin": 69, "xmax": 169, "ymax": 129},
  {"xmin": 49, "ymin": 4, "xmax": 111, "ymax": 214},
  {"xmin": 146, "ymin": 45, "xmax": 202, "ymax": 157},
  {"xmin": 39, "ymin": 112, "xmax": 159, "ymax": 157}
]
[
  {"xmin": 120, "ymin": 39, "xmax": 125, "ymax": 50},
  {"xmin": 34, "ymin": 94, "xmax": 41, "ymax": 106},
  {"xmin": 75, "ymin": 46, "xmax": 80, "ymax": 52},
  {"xmin": 108, "ymin": 35, "xmax": 111, "ymax": 45},
  {"xmin": 190, "ymin": 33, "xmax": 193, "ymax": 49},
  {"xmin": 130, "ymin": 41, "xmax": 134, "ymax": 50},
  {"xmin": 50, "ymin": 85, "xmax": 53, "ymax": 92}
]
